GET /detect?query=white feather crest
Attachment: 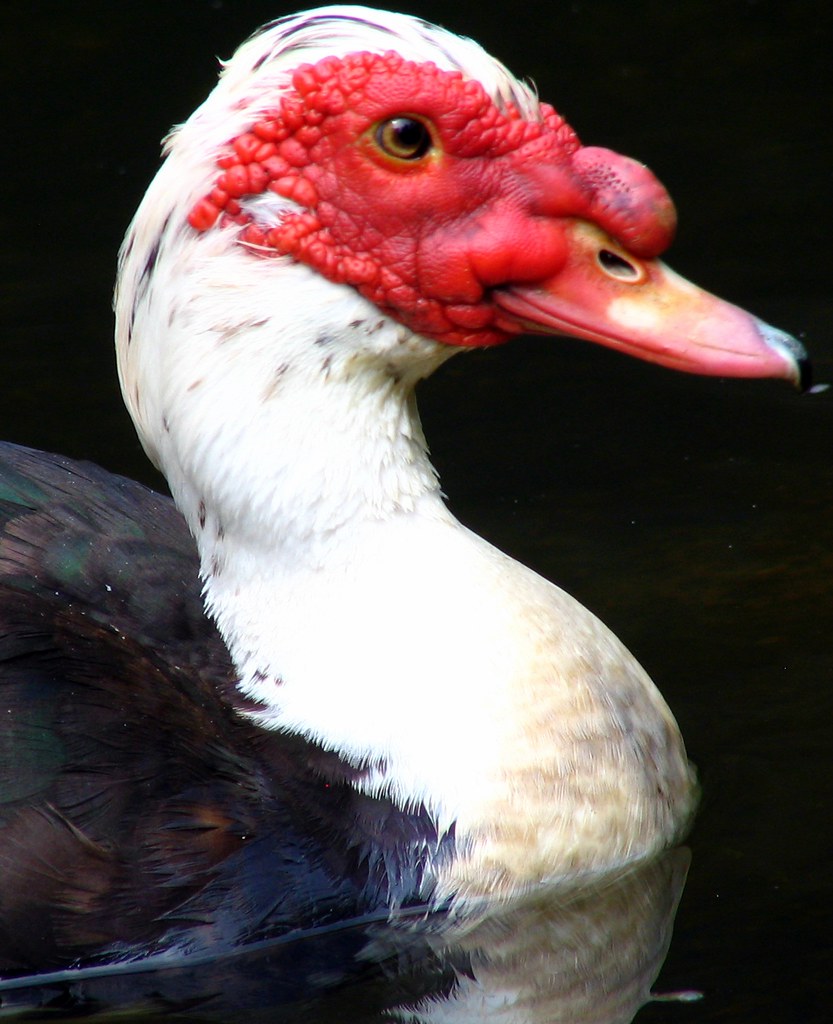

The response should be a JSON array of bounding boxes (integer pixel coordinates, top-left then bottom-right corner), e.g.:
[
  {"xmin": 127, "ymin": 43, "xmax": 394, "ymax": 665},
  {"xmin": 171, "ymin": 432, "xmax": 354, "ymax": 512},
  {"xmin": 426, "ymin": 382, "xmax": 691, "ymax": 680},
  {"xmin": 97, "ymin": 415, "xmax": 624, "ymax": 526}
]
[{"xmin": 165, "ymin": 5, "xmax": 539, "ymax": 178}]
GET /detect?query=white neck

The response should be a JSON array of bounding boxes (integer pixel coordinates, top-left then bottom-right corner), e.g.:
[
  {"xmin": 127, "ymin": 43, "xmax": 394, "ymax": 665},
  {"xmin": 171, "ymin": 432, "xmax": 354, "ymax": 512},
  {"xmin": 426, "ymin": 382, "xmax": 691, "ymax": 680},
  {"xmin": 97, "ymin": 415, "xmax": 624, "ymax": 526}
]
[{"xmin": 113, "ymin": 35, "xmax": 696, "ymax": 896}]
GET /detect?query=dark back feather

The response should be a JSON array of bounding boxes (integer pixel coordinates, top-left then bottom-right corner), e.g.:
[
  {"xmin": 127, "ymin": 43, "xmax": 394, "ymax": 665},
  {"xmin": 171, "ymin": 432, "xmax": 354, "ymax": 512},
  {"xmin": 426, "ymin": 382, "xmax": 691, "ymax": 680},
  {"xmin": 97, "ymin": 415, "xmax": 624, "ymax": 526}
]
[{"xmin": 0, "ymin": 443, "xmax": 454, "ymax": 1012}]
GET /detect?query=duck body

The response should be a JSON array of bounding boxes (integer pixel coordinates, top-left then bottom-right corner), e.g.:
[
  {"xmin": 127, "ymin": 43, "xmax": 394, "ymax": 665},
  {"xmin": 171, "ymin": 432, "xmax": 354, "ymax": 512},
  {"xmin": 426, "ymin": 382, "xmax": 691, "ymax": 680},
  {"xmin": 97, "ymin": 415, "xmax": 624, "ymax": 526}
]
[
  {"xmin": 0, "ymin": 440, "xmax": 686, "ymax": 975},
  {"xmin": 0, "ymin": 443, "xmax": 457, "ymax": 976},
  {"xmin": 0, "ymin": 3, "xmax": 809, "ymax": 993}
]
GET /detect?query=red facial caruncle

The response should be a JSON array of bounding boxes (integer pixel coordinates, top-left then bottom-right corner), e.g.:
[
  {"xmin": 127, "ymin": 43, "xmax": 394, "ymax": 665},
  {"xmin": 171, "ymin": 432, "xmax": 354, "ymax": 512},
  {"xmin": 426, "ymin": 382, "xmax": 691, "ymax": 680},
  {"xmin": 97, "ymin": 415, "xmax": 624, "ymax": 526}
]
[{"xmin": 188, "ymin": 50, "xmax": 677, "ymax": 347}]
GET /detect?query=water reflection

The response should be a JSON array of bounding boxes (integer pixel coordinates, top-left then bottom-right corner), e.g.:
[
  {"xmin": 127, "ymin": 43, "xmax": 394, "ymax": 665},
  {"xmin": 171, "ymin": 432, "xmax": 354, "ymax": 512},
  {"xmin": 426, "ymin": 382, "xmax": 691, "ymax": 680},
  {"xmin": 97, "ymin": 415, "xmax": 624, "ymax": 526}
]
[
  {"xmin": 0, "ymin": 849, "xmax": 691, "ymax": 1021},
  {"xmin": 387, "ymin": 849, "xmax": 692, "ymax": 1024}
]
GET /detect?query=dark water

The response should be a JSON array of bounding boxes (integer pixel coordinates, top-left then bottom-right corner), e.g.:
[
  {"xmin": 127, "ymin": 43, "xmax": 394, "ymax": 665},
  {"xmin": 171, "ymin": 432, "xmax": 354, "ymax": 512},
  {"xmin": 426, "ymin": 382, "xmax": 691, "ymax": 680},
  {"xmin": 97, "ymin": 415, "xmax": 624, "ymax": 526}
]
[{"xmin": 1, "ymin": 0, "xmax": 832, "ymax": 1020}]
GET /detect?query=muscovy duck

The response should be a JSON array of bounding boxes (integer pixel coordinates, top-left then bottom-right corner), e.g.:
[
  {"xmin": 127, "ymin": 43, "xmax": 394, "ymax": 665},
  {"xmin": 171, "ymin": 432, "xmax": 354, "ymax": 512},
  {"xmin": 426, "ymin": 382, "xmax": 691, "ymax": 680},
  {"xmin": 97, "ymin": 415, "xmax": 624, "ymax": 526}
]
[{"xmin": 0, "ymin": 2, "xmax": 809, "ymax": 982}]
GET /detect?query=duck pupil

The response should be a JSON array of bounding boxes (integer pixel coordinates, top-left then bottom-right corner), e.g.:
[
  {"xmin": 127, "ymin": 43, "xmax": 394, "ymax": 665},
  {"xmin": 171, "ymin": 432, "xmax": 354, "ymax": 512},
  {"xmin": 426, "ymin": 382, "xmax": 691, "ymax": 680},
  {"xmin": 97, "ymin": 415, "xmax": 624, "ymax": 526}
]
[{"xmin": 390, "ymin": 118, "xmax": 430, "ymax": 157}]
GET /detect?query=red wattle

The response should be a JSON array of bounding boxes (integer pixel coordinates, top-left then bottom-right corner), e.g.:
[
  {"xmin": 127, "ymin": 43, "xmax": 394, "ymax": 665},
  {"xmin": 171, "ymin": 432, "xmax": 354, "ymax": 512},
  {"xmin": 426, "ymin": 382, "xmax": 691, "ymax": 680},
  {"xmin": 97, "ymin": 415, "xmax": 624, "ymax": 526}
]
[{"xmin": 571, "ymin": 147, "xmax": 676, "ymax": 257}]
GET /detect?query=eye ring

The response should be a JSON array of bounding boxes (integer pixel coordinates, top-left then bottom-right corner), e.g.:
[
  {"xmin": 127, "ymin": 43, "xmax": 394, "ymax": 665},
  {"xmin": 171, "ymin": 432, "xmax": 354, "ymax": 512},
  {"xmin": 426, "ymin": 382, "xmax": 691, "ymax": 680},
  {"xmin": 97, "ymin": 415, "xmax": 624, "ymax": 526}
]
[{"xmin": 374, "ymin": 116, "xmax": 434, "ymax": 161}]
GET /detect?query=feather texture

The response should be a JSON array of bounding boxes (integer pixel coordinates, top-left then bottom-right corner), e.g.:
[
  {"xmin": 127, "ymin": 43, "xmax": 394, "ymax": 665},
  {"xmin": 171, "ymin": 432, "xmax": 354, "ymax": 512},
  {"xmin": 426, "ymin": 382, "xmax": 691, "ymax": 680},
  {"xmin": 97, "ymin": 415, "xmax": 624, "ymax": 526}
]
[{"xmin": 0, "ymin": 443, "xmax": 455, "ymax": 978}]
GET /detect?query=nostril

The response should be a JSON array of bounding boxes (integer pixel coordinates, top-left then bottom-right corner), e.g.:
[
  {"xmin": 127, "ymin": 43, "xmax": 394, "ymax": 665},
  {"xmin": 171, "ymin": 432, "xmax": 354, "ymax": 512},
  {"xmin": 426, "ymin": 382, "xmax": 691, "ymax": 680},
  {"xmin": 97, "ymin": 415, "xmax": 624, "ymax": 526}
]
[{"xmin": 597, "ymin": 248, "xmax": 641, "ymax": 281}]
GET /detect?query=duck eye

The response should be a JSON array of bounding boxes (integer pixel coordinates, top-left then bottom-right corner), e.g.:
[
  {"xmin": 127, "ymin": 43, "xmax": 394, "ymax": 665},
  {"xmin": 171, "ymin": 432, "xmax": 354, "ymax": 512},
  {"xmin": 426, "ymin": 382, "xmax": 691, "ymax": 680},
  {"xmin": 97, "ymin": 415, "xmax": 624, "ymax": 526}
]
[{"xmin": 375, "ymin": 117, "xmax": 433, "ymax": 161}]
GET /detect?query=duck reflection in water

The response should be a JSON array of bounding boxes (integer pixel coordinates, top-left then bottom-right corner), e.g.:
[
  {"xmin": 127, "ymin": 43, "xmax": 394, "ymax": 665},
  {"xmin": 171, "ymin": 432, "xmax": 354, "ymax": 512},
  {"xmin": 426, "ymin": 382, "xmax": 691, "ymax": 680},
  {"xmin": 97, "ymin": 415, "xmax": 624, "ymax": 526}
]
[{"xmin": 0, "ymin": 849, "xmax": 692, "ymax": 1021}]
